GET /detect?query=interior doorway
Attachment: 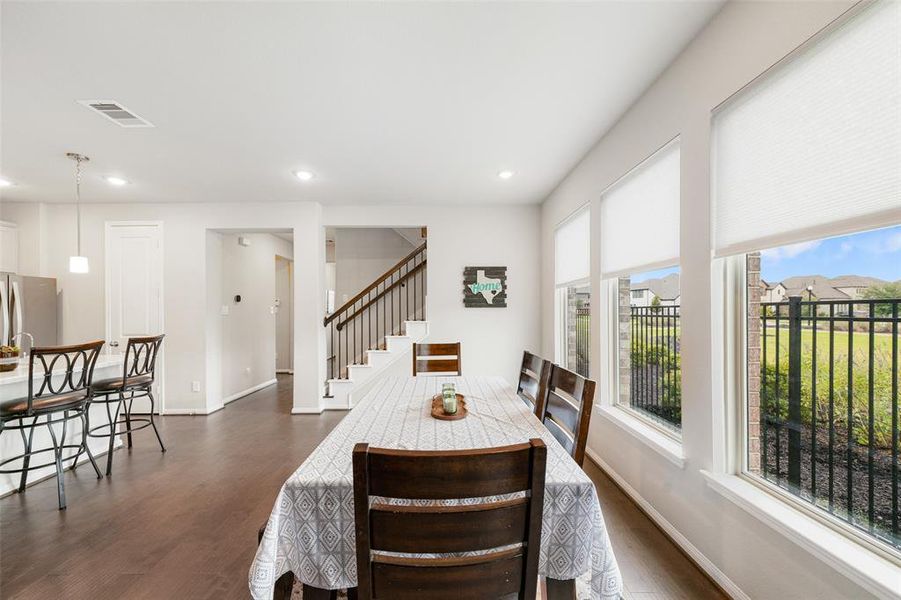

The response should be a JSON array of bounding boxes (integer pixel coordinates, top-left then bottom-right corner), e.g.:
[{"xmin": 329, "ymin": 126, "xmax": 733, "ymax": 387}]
[
  {"xmin": 205, "ymin": 229, "xmax": 293, "ymax": 413},
  {"xmin": 274, "ymin": 255, "xmax": 294, "ymax": 374}
]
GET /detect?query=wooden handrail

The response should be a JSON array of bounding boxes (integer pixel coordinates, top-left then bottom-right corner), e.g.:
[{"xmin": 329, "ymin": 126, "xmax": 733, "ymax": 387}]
[
  {"xmin": 324, "ymin": 241, "xmax": 426, "ymax": 325},
  {"xmin": 336, "ymin": 261, "xmax": 426, "ymax": 330}
]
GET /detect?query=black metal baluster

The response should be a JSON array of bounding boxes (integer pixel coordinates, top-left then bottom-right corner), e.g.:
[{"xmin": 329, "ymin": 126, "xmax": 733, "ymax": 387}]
[
  {"xmin": 775, "ymin": 304, "xmax": 782, "ymax": 481},
  {"xmin": 829, "ymin": 303, "xmax": 835, "ymax": 511},
  {"xmin": 788, "ymin": 297, "xmax": 802, "ymax": 492},
  {"xmin": 812, "ymin": 305, "xmax": 818, "ymax": 499},
  {"xmin": 868, "ymin": 302, "xmax": 875, "ymax": 530},
  {"xmin": 892, "ymin": 300, "xmax": 899, "ymax": 540},
  {"xmin": 847, "ymin": 304, "xmax": 854, "ymax": 522},
  {"xmin": 762, "ymin": 304, "xmax": 768, "ymax": 480}
]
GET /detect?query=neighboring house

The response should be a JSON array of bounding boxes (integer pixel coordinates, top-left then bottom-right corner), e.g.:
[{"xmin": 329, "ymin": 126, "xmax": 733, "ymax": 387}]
[
  {"xmin": 771, "ymin": 275, "xmax": 889, "ymax": 316},
  {"xmin": 630, "ymin": 273, "xmax": 680, "ymax": 307},
  {"xmin": 760, "ymin": 280, "xmax": 787, "ymax": 303},
  {"xmin": 829, "ymin": 275, "xmax": 886, "ymax": 300}
]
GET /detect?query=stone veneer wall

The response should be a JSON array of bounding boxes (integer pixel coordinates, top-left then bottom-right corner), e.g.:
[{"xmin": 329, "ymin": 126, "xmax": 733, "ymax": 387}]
[
  {"xmin": 566, "ymin": 287, "xmax": 578, "ymax": 370},
  {"xmin": 617, "ymin": 277, "xmax": 631, "ymax": 406},
  {"xmin": 747, "ymin": 252, "xmax": 762, "ymax": 473}
]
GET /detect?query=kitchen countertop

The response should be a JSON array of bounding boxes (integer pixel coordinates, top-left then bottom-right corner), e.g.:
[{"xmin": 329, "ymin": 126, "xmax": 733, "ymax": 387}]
[{"xmin": 0, "ymin": 352, "xmax": 124, "ymax": 387}]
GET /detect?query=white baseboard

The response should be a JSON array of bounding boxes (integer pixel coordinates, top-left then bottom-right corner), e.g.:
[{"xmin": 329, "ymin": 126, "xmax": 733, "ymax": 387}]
[
  {"xmin": 223, "ymin": 378, "xmax": 278, "ymax": 406},
  {"xmin": 585, "ymin": 448, "xmax": 750, "ymax": 600},
  {"xmin": 276, "ymin": 369, "xmax": 294, "ymax": 374},
  {"xmin": 291, "ymin": 406, "xmax": 324, "ymax": 414}
]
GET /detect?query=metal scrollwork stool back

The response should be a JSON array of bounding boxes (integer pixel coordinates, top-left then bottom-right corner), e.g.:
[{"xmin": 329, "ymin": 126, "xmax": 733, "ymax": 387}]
[
  {"xmin": 88, "ymin": 334, "xmax": 166, "ymax": 476},
  {"xmin": 0, "ymin": 340, "xmax": 106, "ymax": 509}
]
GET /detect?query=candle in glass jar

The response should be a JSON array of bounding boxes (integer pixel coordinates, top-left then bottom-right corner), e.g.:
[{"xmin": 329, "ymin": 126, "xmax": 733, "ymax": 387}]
[{"xmin": 442, "ymin": 383, "xmax": 457, "ymax": 414}]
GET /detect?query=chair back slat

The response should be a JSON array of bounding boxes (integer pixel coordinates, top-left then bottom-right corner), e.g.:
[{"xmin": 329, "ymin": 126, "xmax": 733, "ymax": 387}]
[
  {"xmin": 544, "ymin": 391, "xmax": 580, "ymax": 433},
  {"xmin": 516, "ymin": 351, "xmax": 550, "ymax": 417},
  {"xmin": 542, "ymin": 365, "xmax": 595, "ymax": 467},
  {"xmin": 122, "ymin": 334, "xmax": 165, "ymax": 382},
  {"xmin": 543, "ymin": 416, "xmax": 574, "ymax": 457},
  {"xmin": 412, "ymin": 342, "xmax": 461, "ymax": 376},
  {"xmin": 28, "ymin": 340, "xmax": 105, "ymax": 413},
  {"xmin": 371, "ymin": 549, "xmax": 524, "ymax": 600},
  {"xmin": 366, "ymin": 444, "xmax": 531, "ymax": 499},
  {"xmin": 354, "ymin": 440, "xmax": 546, "ymax": 600},
  {"xmin": 370, "ymin": 498, "xmax": 528, "ymax": 553}
]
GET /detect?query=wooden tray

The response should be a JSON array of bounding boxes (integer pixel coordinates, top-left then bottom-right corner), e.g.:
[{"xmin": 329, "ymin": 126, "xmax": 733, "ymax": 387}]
[{"xmin": 430, "ymin": 394, "xmax": 468, "ymax": 421}]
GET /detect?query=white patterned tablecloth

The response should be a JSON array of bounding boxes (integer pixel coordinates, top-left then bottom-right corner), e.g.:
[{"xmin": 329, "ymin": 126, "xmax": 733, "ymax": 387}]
[{"xmin": 249, "ymin": 376, "xmax": 622, "ymax": 599}]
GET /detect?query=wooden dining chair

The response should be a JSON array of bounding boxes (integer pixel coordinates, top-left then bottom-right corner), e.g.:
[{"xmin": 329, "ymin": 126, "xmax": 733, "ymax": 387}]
[
  {"xmin": 412, "ymin": 342, "xmax": 461, "ymax": 376},
  {"xmin": 540, "ymin": 365, "xmax": 596, "ymax": 467},
  {"xmin": 516, "ymin": 351, "xmax": 551, "ymax": 417},
  {"xmin": 352, "ymin": 439, "xmax": 547, "ymax": 600}
]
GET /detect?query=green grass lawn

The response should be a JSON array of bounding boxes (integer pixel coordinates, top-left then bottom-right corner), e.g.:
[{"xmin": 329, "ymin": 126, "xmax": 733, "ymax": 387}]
[{"xmin": 760, "ymin": 326, "xmax": 899, "ymax": 448}]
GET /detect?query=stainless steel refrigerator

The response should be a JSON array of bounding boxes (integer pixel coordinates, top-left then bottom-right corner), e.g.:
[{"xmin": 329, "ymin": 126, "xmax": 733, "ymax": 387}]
[{"xmin": 0, "ymin": 272, "xmax": 58, "ymax": 348}]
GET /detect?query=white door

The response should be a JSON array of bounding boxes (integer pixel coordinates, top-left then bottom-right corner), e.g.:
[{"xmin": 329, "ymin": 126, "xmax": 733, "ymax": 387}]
[{"xmin": 105, "ymin": 222, "xmax": 164, "ymax": 411}]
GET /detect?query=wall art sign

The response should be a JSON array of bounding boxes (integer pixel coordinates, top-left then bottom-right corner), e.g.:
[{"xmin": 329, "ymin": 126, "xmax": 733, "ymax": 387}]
[{"xmin": 463, "ymin": 266, "xmax": 507, "ymax": 308}]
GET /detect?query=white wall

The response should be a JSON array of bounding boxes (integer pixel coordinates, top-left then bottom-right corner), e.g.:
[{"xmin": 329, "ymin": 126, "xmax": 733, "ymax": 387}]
[
  {"xmin": 324, "ymin": 204, "xmax": 541, "ymax": 384},
  {"xmin": 1, "ymin": 201, "xmax": 325, "ymax": 414},
  {"xmin": 333, "ymin": 227, "xmax": 415, "ymax": 305},
  {"xmin": 540, "ymin": 1, "xmax": 876, "ymax": 599},
  {"xmin": 1, "ymin": 200, "xmax": 537, "ymax": 410},
  {"xmin": 217, "ymin": 233, "xmax": 293, "ymax": 400},
  {"xmin": 205, "ymin": 231, "xmax": 224, "ymax": 412}
]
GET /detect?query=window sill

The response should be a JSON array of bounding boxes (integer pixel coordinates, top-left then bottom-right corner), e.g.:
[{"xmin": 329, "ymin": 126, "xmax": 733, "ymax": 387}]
[
  {"xmin": 701, "ymin": 471, "xmax": 900, "ymax": 600},
  {"xmin": 597, "ymin": 406, "xmax": 685, "ymax": 468}
]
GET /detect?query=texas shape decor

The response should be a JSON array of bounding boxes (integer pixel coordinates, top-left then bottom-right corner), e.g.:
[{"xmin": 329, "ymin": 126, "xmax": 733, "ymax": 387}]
[{"xmin": 463, "ymin": 266, "xmax": 507, "ymax": 308}]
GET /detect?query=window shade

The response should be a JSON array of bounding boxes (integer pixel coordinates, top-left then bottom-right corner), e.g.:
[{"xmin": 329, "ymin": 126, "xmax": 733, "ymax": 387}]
[
  {"xmin": 555, "ymin": 207, "xmax": 590, "ymax": 285},
  {"xmin": 712, "ymin": 0, "xmax": 901, "ymax": 257},
  {"xmin": 600, "ymin": 140, "xmax": 680, "ymax": 278}
]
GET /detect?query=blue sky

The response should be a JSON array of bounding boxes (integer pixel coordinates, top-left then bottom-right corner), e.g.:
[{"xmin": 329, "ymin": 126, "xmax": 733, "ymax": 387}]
[
  {"xmin": 760, "ymin": 225, "xmax": 901, "ymax": 283},
  {"xmin": 630, "ymin": 225, "xmax": 901, "ymax": 285},
  {"xmin": 633, "ymin": 265, "xmax": 680, "ymax": 284}
]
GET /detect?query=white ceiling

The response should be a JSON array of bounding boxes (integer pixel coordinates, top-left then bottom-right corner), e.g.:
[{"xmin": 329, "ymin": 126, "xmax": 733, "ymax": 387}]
[{"xmin": 0, "ymin": 1, "xmax": 723, "ymax": 205}]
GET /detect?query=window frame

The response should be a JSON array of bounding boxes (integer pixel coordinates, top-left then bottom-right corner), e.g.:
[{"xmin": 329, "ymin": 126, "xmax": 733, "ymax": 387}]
[
  {"xmin": 604, "ymin": 265, "xmax": 683, "ymax": 442},
  {"xmin": 717, "ymin": 254, "xmax": 901, "ymax": 564},
  {"xmin": 554, "ymin": 278, "xmax": 591, "ymax": 376}
]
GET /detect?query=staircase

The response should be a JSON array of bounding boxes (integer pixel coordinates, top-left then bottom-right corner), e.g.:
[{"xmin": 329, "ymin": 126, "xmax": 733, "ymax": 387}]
[{"xmin": 323, "ymin": 241, "xmax": 427, "ymax": 409}]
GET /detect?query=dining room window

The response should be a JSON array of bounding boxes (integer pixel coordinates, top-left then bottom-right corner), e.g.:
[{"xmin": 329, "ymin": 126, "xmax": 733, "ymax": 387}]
[
  {"xmin": 713, "ymin": 0, "xmax": 900, "ymax": 555},
  {"xmin": 555, "ymin": 206, "xmax": 590, "ymax": 377},
  {"xmin": 600, "ymin": 138, "xmax": 681, "ymax": 433}
]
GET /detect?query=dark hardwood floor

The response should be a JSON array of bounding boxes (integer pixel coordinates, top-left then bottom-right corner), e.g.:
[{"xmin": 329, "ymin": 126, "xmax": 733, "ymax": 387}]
[{"xmin": 0, "ymin": 376, "xmax": 724, "ymax": 599}]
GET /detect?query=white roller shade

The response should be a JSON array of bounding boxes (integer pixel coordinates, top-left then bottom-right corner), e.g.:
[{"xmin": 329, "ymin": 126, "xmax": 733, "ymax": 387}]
[
  {"xmin": 600, "ymin": 140, "xmax": 680, "ymax": 278},
  {"xmin": 713, "ymin": 0, "xmax": 901, "ymax": 257},
  {"xmin": 555, "ymin": 207, "xmax": 590, "ymax": 286}
]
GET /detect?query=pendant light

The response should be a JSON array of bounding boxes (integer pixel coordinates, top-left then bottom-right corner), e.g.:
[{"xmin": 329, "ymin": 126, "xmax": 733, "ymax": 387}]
[{"xmin": 66, "ymin": 152, "xmax": 90, "ymax": 274}]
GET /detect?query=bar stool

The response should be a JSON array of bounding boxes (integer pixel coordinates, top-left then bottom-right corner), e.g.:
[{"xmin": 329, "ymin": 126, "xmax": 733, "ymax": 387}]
[
  {"xmin": 0, "ymin": 341, "xmax": 106, "ymax": 510},
  {"xmin": 88, "ymin": 334, "xmax": 166, "ymax": 476}
]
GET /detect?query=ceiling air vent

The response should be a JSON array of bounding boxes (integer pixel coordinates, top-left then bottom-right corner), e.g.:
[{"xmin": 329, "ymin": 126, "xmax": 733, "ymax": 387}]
[{"xmin": 77, "ymin": 100, "xmax": 154, "ymax": 128}]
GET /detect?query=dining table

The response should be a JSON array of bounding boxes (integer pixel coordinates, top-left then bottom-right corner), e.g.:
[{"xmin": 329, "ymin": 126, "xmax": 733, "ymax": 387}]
[{"xmin": 249, "ymin": 375, "xmax": 623, "ymax": 599}]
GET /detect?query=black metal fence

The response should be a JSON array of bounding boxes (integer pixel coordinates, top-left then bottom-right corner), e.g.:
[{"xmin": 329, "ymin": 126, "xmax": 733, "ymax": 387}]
[
  {"xmin": 574, "ymin": 306, "xmax": 590, "ymax": 378},
  {"xmin": 630, "ymin": 305, "xmax": 681, "ymax": 430},
  {"xmin": 759, "ymin": 297, "xmax": 899, "ymax": 550}
]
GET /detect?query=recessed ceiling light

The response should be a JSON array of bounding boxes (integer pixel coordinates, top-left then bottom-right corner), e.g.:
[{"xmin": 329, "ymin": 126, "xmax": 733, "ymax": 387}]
[
  {"xmin": 105, "ymin": 176, "xmax": 129, "ymax": 186},
  {"xmin": 498, "ymin": 170, "xmax": 515, "ymax": 180},
  {"xmin": 294, "ymin": 170, "xmax": 315, "ymax": 181},
  {"xmin": 0, "ymin": 177, "xmax": 13, "ymax": 187}
]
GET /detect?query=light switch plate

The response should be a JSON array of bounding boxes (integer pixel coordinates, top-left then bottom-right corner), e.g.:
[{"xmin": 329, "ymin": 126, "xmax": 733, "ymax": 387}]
[
  {"xmin": 220, "ymin": 305, "xmax": 229, "ymax": 315},
  {"xmin": 191, "ymin": 381, "xmax": 201, "ymax": 392}
]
